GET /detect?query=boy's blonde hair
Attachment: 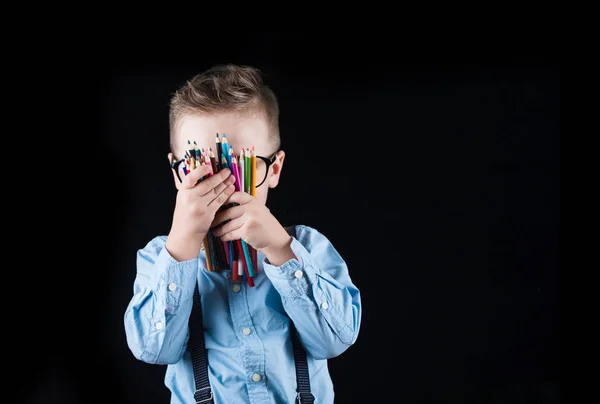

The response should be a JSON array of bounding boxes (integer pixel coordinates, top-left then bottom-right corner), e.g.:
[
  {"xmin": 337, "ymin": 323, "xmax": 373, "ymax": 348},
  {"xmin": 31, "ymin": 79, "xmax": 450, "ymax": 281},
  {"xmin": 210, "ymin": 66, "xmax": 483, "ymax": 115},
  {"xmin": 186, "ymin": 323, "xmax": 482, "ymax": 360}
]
[{"xmin": 169, "ymin": 64, "xmax": 280, "ymax": 152}]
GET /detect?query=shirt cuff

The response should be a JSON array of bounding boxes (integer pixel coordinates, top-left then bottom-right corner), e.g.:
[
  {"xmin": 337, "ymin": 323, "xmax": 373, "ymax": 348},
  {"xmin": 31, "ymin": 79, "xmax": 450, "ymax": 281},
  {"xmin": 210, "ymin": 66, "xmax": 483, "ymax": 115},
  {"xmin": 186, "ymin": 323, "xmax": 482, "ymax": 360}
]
[
  {"xmin": 152, "ymin": 246, "xmax": 199, "ymax": 310},
  {"xmin": 262, "ymin": 237, "xmax": 319, "ymax": 298}
]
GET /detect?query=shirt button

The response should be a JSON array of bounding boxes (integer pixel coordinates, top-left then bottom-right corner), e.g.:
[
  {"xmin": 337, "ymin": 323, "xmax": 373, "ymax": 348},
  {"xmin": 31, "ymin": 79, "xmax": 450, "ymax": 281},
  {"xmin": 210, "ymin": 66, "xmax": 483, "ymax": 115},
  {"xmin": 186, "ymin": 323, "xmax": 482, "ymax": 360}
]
[
  {"xmin": 242, "ymin": 327, "xmax": 251, "ymax": 336},
  {"xmin": 168, "ymin": 283, "xmax": 177, "ymax": 291},
  {"xmin": 155, "ymin": 321, "xmax": 163, "ymax": 330},
  {"xmin": 321, "ymin": 301, "xmax": 329, "ymax": 310},
  {"xmin": 251, "ymin": 373, "xmax": 262, "ymax": 382},
  {"xmin": 232, "ymin": 284, "xmax": 241, "ymax": 293},
  {"xmin": 294, "ymin": 270, "xmax": 303, "ymax": 278}
]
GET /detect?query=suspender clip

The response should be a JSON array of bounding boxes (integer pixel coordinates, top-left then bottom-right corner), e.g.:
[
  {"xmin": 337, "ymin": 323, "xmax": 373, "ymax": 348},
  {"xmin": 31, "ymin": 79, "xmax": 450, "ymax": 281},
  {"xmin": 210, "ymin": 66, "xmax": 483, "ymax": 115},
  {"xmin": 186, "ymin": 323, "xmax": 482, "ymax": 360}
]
[
  {"xmin": 297, "ymin": 392, "xmax": 316, "ymax": 404},
  {"xmin": 194, "ymin": 386, "xmax": 213, "ymax": 403}
]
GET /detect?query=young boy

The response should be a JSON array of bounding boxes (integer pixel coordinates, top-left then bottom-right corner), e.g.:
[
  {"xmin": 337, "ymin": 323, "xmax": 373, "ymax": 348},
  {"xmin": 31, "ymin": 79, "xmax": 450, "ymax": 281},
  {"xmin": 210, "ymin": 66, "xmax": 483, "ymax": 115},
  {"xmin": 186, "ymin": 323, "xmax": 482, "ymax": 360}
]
[{"xmin": 124, "ymin": 64, "xmax": 362, "ymax": 404}]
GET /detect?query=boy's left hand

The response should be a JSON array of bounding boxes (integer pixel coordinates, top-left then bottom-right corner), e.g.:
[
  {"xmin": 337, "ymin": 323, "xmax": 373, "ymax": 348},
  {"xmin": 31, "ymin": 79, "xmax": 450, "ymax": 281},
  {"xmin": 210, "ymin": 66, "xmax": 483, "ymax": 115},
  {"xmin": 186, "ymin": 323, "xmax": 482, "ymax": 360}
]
[{"xmin": 211, "ymin": 192, "xmax": 292, "ymax": 254}]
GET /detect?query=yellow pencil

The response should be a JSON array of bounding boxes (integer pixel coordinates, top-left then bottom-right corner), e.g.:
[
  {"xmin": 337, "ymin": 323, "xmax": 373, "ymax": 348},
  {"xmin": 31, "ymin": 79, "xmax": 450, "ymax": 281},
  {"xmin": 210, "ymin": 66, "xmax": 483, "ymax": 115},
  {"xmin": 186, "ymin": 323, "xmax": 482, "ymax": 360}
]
[{"xmin": 203, "ymin": 237, "xmax": 213, "ymax": 271}]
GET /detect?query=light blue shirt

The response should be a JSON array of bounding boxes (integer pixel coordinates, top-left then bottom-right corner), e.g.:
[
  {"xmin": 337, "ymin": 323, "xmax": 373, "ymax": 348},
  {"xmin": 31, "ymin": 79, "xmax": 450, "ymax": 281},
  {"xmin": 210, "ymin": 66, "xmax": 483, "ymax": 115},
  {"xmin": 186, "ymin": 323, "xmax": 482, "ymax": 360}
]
[{"xmin": 124, "ymin": 225, "xmax": 362, "ymax": 404}]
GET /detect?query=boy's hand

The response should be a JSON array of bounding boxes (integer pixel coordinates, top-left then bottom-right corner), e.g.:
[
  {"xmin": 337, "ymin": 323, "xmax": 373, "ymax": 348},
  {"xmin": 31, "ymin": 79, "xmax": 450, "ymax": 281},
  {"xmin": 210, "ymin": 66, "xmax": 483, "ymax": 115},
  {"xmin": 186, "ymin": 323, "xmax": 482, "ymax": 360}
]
[
  {"xmin": 211, "ymin": 192, "xmax": 296, "ymax": 266},
  {"xmin": 166, "ymin": 166, "xmax": 236, "ymax": 262}
]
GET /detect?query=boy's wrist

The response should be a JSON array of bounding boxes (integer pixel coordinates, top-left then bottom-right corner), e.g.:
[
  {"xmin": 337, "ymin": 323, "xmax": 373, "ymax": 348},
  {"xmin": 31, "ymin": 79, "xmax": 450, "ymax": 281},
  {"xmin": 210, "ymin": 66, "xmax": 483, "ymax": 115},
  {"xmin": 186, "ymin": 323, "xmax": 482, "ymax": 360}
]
[
  {"xmin": 261, "ymin": 232, "xmax": 296, "ymax": 267},
  {"xmin": 166, "ymin": 231, "xmax": 205, "ymax": 262}
]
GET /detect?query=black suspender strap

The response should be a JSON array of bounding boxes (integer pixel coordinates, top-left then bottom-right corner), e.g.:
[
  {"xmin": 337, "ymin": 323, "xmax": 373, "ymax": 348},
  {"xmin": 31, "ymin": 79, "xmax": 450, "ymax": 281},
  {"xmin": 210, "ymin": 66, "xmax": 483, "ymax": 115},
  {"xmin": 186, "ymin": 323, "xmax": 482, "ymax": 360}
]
[
  {"xmin": 290, "ymin": 322, "xmax": 315, "ymax": 403},
  {"xmin": 189, "ymin": 284, "xmax": 213, "ymax": 403},
  {"xmin": 285, "ymin": 226, "xmax": 315, "ymax": 404},
  {"xmin": 188, "ymin": 225, "xmax": 314, "ymax": 404}
]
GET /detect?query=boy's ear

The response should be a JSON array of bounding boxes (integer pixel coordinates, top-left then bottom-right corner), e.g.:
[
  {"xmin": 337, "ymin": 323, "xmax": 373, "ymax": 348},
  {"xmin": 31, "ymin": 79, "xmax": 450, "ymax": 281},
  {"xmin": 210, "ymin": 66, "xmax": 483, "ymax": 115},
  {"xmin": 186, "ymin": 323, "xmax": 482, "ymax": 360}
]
[
  {"xmin": 168, "ymin": 153, "xmax": 184, "ymax": 191},
  {"xmin": 268, "ymin": 150, "xmax": 286, "ymax": 189}
]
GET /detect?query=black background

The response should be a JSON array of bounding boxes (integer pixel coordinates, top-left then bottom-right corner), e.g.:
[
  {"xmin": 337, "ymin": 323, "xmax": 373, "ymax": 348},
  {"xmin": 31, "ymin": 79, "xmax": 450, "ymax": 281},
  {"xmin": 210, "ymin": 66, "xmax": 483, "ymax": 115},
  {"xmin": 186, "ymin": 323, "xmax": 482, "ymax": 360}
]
[{"xmin": 27, "ymin": 36, "xmax": 560, "ymax": 404}]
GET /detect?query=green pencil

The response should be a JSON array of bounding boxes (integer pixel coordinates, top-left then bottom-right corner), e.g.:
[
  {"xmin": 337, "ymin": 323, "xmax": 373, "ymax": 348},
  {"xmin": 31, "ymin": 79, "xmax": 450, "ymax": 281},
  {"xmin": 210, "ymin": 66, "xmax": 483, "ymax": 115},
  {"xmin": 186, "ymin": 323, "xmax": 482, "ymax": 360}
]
[{"xmin": 244, "ymin": 148, "xmax": 250, "ymax": 193}]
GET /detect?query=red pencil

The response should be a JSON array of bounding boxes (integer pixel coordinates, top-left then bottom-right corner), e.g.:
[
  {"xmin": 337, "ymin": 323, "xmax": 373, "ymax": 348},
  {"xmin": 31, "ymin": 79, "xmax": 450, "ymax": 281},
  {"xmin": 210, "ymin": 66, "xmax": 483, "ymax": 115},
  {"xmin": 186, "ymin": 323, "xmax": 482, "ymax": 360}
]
[{"xmin": 232, "ymin": 259, "xmax": 240, "ymax": 283}]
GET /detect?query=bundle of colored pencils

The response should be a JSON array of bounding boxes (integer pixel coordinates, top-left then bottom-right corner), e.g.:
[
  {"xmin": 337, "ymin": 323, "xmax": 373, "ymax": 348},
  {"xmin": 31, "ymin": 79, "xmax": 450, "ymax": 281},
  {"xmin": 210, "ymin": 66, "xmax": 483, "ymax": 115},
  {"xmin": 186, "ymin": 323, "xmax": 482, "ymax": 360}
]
[{"xmin": 181, "ymin": 134, "xmax": 259, "ymax": 287}]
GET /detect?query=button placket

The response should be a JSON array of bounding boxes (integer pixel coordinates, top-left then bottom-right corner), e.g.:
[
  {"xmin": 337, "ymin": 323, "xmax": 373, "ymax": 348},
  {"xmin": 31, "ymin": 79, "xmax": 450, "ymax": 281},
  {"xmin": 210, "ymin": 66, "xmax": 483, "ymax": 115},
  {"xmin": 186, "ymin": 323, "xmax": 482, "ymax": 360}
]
[{"xmin": 225, "ymin": 273, "xmax": 269, "ymax": 400}]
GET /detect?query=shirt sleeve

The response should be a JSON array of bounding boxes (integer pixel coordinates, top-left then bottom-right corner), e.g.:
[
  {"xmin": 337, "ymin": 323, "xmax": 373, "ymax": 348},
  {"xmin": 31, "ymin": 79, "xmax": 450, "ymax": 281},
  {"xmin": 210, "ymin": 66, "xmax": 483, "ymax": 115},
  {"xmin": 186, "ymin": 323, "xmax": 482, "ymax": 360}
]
[
  {"xmin": 124, "ymin": 236, "xmax": 199, "ymax": 365},
  {"xmin": 262, "ymin": 225, "xmax": 362, "ymax": 360}
]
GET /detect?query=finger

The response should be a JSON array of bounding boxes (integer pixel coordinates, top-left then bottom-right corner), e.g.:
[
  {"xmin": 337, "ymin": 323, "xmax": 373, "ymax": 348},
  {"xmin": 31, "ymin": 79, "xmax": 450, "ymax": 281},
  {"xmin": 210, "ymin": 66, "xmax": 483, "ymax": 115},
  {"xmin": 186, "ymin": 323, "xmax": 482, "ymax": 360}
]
[
  {"xmin": 203, "ymin": 175, "xmax": 236, "ymax": 203},
  {"xmin": 182, "ymin": 164, "xmax": 213, "ymax": 189},
  {"xmin": 206, "ymin": 182, "xmax": 236, "ymax": 210},
  {"xmin": 219, "ymin": 227, "xmax": 244, "ymax": 242},
  {"xmin": 224, "ymin": 191, "xmax": 254, "ymax": 205},
  {"xmin": 212, "ymin": 205, "xmax": 245, "ymax": 228},
  {"xmin": 195, "ymin": 168, "xmax": 233, "ymax": 196},
  {"xmin": 212, "ymin": 217, "xmax": 244, "ymax": 237}
]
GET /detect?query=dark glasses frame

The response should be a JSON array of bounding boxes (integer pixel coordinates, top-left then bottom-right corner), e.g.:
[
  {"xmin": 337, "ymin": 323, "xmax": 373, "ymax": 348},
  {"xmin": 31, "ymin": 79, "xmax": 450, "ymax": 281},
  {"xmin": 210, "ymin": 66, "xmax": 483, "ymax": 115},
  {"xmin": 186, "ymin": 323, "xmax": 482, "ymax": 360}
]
[{"xmin": 170, "ymin": 152, "xmax": 277, "ymax": 187}]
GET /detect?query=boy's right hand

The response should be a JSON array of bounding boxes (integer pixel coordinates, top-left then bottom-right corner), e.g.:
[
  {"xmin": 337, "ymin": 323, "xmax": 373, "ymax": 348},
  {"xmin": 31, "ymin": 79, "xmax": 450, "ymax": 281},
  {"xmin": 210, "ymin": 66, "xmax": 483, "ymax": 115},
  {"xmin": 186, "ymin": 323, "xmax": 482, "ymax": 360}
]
[{"xmin": 166, "ymin": 165, "xmax": 236, "ymax": 262}]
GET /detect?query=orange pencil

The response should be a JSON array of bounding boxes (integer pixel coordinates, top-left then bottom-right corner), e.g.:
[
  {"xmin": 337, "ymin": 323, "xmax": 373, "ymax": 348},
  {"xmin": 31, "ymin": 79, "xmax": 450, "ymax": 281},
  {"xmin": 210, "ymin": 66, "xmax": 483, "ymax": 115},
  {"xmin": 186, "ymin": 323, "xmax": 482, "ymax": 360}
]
[{"xmin": 203, "ymin": 238, "xmax": 213, "ymax": 271}]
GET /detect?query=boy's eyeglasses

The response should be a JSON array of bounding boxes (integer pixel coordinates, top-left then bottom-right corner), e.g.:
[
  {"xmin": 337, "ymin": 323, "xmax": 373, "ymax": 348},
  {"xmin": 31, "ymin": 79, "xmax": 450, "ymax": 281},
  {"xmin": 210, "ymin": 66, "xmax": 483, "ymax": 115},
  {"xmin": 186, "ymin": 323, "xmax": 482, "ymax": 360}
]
[{"xmin": 170, "ymin": 152, "xmax": 277, "ymax": 187}]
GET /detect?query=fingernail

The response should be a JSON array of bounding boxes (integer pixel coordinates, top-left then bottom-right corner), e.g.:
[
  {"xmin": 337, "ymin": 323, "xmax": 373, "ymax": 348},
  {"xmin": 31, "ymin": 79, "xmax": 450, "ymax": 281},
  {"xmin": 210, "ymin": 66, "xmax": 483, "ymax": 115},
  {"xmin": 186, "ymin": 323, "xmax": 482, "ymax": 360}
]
[{"xmin": 222, "ymin": 168, "xmax": 231, "ymax": 175}]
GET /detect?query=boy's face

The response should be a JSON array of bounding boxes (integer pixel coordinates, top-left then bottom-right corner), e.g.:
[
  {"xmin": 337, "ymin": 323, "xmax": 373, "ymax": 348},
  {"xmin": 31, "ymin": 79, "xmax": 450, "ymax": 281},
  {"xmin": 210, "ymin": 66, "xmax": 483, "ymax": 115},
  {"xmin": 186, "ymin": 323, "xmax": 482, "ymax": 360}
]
[{"xmin": 169, "ymin": 112, "xmax": 285, "ymax": 205}]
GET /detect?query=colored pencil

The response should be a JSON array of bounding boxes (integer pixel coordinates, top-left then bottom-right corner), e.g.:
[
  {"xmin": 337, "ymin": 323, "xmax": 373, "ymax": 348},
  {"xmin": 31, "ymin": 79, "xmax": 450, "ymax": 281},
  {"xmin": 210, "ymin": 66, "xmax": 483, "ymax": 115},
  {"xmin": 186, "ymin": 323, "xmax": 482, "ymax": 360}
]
[
  {"xmin": 228, "ymin": 156, "xmax": 248, "ymax": 283},
  {"xmin": 209, "ymin": 148, "xmax": 218, "ymax": 174},
  {"xmin": 228, "ymin": 144, "xmax": 234, "ymax": 173},
  {"xmin": 231, "ymin": 157, "xmax": 256, "ymax": 281},
  {"xmin": 185, "ymin": 141, "xmax": 214, "ymax": 270},
  {"xmin": 215, "ymin": 133, "xmax": 222, "ymax": 171},
  {"xmin": 244, "ymin": 148, "xmax": 249, "ymax": 194},
  {"xmin": 189, "ymin": 149, "xmax": 214, "ymax": 269},
  {"xmin": 221, "ymin": 155, "xmax": 237, "ymax": 273},
  {"xmin": 238, "ymin": 254, "xmax": 244, "ymax": 277},
  {"xmin": 248, "ymin": 146, "xmax": 258, "ymax": 273},
  {"xmin": 249, "ymin": 147, "xmax": 258, "ymax": 271},
  {"xmin": 201, "ymin": 151, "xmax": 218, "ymax": 271},
  {"xmin": 213, "ymin": 138, "xmax": 233, "ymax": 274},
  {"xmin": 203, "ymin": 238, "xmax": 213, "ymax": 271},
  {"xmin": 194, "ymin": 141, "xmax": 201, "ymax": 163},
  {"xmin": 250, "ymin": 147, "xmax": 257, "ymax": 197},
  {"xmin": 221, "ymin": 134, "xmax": 229, "ymax": 166},
  {"xmin": 187, "ymin": 141, "xmax": 195, "ymax": 169},
  {"xmin": 239, "ymin": 148, "xmax": 245, "ymax": 195},
  {"xmin": 233, "ymin": 259, "xmax": 239, "ymax": 282}
]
